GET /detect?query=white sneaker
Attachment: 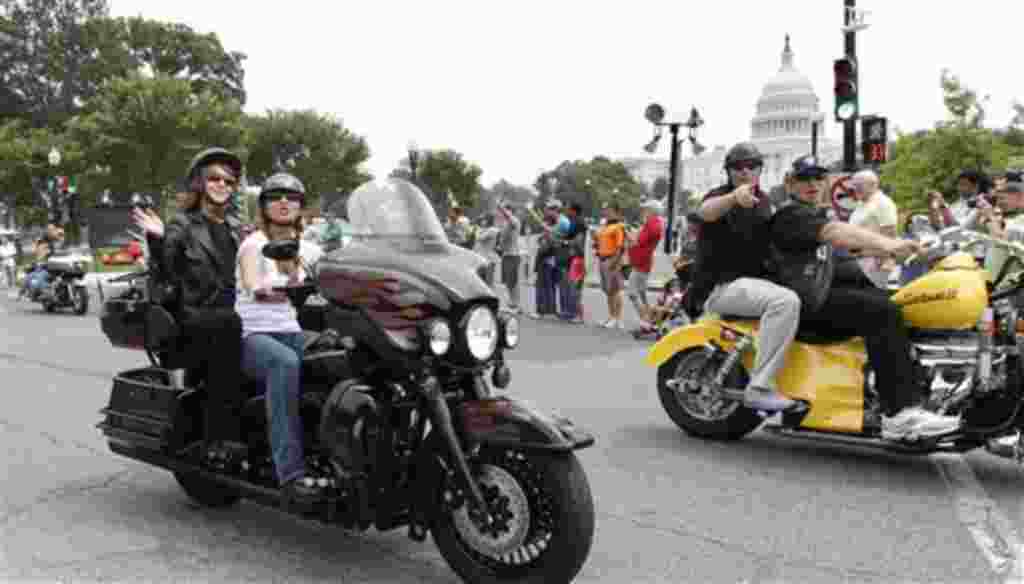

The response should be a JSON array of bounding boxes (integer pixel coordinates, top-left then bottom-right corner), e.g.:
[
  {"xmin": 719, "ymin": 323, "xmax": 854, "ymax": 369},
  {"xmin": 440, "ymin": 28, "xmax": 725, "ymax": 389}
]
[
  {"xmin": 614, "ymin": 319, "xmax": 625, "ymax": 330},
  {"xmin": 601, "ymin": 319, "xmax": 618, "ymax": 329},
  {"xmin": 882, "ymin": 406, "xmax": 961, "ymax": 441}
]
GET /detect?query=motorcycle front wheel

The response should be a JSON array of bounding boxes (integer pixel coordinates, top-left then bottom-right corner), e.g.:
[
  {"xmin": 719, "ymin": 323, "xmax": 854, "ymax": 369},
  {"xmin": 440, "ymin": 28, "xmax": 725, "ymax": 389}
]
[
  {"xmin": 657, "ymin": 347, "xmax": 763, "ymax": 440},
  {"xmin": 431, "ymin": 448, "xmax": 594, "ymax": 584}
]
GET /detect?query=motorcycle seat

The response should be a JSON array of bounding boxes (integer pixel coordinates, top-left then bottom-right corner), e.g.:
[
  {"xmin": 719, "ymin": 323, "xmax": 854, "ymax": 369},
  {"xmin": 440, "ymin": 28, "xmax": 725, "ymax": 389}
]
[{"xmin": 717, "ymin": 314, "xmax": 857, "ymax": 345}]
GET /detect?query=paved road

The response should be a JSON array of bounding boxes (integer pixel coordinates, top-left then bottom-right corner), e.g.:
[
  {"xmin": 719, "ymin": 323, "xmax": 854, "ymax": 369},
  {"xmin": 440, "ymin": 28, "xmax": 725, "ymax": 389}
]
[{"xmin": 0, "ymin": 286, "xmax": 1022, "ymax": 583}]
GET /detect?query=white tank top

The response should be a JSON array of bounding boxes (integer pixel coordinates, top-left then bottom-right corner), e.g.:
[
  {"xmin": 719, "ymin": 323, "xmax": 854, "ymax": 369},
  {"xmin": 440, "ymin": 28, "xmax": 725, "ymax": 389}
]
[{"xmin": 234, "ymin": 231, "xmax": 320, "ymax": 337}]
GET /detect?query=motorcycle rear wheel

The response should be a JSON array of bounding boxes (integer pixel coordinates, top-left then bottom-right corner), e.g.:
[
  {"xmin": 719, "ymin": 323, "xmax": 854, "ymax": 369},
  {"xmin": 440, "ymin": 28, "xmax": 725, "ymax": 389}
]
[
  {"xmin": 431, "ymin": 448, "xmax": 594, "ymax": 584},
  {"xmin": 174, "ymin": 471, "xmax": 241, "ymax": 508},
  {"xmin": 658, "ymin": 348, "xmax": 762, "ymax": 440}
]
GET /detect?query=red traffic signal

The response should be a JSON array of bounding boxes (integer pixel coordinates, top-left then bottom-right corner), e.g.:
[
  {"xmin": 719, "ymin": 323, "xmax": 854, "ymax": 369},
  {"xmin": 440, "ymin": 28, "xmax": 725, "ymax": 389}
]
[{"xmin": 833, "ymin": 58, "xmax": 857, "ymax": 97}]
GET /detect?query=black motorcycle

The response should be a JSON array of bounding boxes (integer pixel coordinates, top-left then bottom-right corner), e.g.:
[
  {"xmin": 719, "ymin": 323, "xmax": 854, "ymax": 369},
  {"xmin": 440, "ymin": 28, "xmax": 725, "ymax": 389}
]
[
  {"xmin": 97, "ymin": 179, "xmax": 596, "ymax": 584},
  {"xmin": 26, "ymin": 251, "xmax": 90, "ymax": 314}
]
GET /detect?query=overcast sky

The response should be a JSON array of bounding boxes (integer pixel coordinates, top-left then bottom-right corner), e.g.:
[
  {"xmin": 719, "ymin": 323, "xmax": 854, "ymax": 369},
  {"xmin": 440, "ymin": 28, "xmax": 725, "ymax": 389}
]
[{"xmin": 108, "ymin": 0, "xmax": 1023, "ymax": 187}]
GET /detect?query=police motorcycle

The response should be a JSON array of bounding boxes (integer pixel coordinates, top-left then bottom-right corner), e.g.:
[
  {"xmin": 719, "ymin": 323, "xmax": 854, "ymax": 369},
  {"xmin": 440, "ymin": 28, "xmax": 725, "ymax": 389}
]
[
  {"xmin": 97, "ymin": 178, "xmax": 596, "ymax": 584},
  {"xmin": 646, "ymin": 224, "xmax": 1024, "ymax": 461},
  {"xmin": 28, "ymin": 248, "xmax": 92, "ymax": 315}
]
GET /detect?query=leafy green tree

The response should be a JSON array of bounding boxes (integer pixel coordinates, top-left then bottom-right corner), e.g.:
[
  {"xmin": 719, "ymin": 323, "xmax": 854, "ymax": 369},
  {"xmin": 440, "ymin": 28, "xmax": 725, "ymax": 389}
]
[
  {"xmin": 67, "ymin": 73, "xmax": 247, "ymax": 198},
  {"xmin": 534, "ymin": 157, "xmax": 643, "ymax": 219},
  {"xmin": 881, "ymin": 71, "xmax": 1013, "ymax": 212},
  {"xmin": 0, "ymin": 2, "xmax": 246, "ymax": 127},
  {"xmin": 0, "ymin": 0, "xmax": 110, "ymax": 126},
  {"xmin": 244, "ymin": 109, "xmax": 372, "ymax": 209},
  {"xmin": 408, "ymin": 149, "xmax": 483, "ymax": 211}
]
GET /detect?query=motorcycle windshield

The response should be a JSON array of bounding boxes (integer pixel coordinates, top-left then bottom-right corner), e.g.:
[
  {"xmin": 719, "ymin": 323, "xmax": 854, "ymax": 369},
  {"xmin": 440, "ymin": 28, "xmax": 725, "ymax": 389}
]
[{"xmin": 346, "ymin": 178, "xmax": 447, "ymax": 248}]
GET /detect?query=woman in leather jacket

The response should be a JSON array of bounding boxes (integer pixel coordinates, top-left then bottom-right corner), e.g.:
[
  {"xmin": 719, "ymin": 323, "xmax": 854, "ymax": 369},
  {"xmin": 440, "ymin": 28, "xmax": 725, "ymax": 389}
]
[{"xmin": 133, "ymin": 147, "xmax": 248, "ymax": 469}]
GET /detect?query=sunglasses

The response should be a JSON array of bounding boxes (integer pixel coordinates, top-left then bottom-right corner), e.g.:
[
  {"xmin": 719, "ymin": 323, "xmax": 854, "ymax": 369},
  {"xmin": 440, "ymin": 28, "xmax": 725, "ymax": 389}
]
[
  {"xmin": 266, "ymin": 192, "xmax": 304, "ymax": 204},
  {"xmin": 207, "ymin": 175, "xmax": 238, "ymax": 188},
  {"xmin": 793, "ymin": 172, "xmax": 827, "ymax": 182},
  {"xmin": 729, "ymin": 161, "xmax": 761, "ymax": 172}
]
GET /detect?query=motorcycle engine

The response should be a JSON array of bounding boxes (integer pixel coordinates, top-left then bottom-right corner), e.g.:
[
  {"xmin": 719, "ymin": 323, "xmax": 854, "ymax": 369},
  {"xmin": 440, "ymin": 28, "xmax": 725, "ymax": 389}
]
[{"xmin": 912, "ymin": 330, "xmax": 1008, "ymax": 413}]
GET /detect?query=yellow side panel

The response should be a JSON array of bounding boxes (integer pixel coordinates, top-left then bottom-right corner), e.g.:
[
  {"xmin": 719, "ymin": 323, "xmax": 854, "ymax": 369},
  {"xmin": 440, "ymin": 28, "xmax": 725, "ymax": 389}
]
[
  {"xmin": 891, "ymin": 267, "xmax": 987, "ymax": 330},
  {"xmin": 648, "ymin": 317, "xmax": 868, "ymax": 434}
]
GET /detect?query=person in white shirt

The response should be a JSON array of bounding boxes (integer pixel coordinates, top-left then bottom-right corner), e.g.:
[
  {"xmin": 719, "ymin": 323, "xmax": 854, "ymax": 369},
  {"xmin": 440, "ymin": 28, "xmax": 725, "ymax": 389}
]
[
  {"xmin": 0, "ymin": 236, "xmax": 16, "ymax": 288},
  {"xmin": 473, "ymin": 214, "xmax": 500, "ymax": 286},
  {"xmin": 848, "ymin": 169, "xmax": 899, "ymax": 288},
  {"xmin": 983, "ymin": 181, "xmax": 1024, "ymax": 284},
  {"xmin": 235, "ymin": 172, "xmax": 323, "ymax": 501}
]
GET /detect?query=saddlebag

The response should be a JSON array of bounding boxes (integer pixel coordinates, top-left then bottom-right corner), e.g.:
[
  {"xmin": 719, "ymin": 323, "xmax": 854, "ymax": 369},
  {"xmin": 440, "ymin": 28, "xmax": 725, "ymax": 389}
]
[
  {"xmin": 99, "ymin": 292, "xmax": 149, "ymax": 350},
  {"xmin": 97, "ymin": 367, "xmax": 193, "ymax": 452}
]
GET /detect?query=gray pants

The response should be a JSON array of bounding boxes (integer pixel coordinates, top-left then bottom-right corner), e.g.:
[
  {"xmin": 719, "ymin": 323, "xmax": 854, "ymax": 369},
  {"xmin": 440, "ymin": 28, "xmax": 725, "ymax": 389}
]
[
  {"xmin": 705, "ymin": 277, "xmax": 800, "ymax": 391},
  {"xmin": 501, "ymin": 255, "xmax": 521, "ymax": 308},
  {"xmin": 627, "ymin": 269, "xmax": 651, "ymax": 312}
]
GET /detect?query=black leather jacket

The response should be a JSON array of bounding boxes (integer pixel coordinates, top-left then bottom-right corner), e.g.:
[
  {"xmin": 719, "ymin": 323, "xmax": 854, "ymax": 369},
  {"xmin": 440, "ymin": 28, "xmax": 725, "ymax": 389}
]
[{"xmin": 148, "ymin": 210, "xmax": 242, "ymax": 309}]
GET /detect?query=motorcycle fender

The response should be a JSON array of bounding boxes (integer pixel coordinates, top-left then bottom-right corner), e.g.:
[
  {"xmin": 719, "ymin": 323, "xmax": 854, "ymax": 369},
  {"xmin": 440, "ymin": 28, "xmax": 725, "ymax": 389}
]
[
  {"xmin": 645, "ymin": 319, "xmax": 750, "ymax": 368},
  {"xmin": 457, "ymin": 397, "xmax": 595, "ymax": 452}
]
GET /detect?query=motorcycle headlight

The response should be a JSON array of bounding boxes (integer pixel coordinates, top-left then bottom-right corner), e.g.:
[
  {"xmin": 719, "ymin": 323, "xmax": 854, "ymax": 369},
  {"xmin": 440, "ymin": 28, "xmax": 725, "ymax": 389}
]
[
  {"xmin": 500, "ymin": 313, "xmax": 520, "ymax": 349},
  {"xmin": 421, "ymin": 318, "xmax": 451, "ymax": 356},
  {"xmin": 464, "ymin": 306, "xmax": 498, "ymax": 362}
]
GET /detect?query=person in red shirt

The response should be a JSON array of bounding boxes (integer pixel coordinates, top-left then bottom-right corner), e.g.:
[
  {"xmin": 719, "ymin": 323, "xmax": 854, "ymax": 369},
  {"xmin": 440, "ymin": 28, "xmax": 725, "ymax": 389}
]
[{"xmin": 626, "ymin": 199, "xmax": 665, "ymax": 324}]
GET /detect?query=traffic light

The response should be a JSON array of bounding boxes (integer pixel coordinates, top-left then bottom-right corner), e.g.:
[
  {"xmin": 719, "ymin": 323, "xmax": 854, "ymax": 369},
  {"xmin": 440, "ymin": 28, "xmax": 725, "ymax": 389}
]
[
  {"xmin": 861, "ymin": 116, "xmax": 888, "ymax": 164},
  {"xmin": 833, "ymin": 57, "xmax": 858, "ymax": 122}
]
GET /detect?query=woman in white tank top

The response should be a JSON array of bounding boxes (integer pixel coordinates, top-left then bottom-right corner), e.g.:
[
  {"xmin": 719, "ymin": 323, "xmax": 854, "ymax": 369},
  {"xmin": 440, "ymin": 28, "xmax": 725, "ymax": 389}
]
[{"xmin": 236, "ymin": 172, "xmax": 324, "ymax": 500}]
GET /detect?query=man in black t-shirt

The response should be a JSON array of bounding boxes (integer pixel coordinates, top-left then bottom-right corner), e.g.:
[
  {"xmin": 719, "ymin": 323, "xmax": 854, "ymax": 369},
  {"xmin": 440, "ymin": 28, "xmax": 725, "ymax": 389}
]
[
  {"xmin": 691, "ymin": 143, "xmax": 802, "ymax": 412},
  {"xmin": 770, "ymin": 155, "xmax": 961, "ymax": 441}
]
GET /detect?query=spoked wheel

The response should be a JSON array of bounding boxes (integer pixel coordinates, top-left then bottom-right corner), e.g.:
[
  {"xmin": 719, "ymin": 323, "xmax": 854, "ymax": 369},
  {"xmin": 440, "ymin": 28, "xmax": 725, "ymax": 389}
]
[
  {"xmin": 657, "ymin": 347, "xmax": 762, "ymax": 440},
  {"xmin": 432, "ymin": 448, "xmax": 594, "ymax": 584}
]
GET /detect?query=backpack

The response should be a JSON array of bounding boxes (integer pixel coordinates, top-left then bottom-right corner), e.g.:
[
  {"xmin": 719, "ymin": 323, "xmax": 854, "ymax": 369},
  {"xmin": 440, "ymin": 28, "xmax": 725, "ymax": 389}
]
[{"xmin": 766, "ymin": 241, "xmax": 835, "ymax": 317}]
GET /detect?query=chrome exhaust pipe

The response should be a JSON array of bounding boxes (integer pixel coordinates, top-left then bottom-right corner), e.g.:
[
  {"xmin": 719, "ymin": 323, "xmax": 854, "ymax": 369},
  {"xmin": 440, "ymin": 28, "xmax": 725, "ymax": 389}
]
[{"xmin": 986, "ymin": 433, "xmax": 1023, "ymax": 462}]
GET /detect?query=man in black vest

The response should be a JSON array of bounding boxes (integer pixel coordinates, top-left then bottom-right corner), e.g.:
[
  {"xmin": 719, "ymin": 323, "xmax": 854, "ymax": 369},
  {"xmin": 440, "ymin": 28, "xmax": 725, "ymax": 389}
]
[
  {"xmin": 690, "ymin": 143, "xmax": 802, "ymax": 412},
  {"xmin": 769, "ymin": 155, "xmax": 961, "ymax": 441}
]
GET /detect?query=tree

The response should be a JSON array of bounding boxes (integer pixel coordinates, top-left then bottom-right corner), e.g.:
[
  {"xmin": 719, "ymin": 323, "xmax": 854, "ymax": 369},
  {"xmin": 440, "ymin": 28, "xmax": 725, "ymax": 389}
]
[
  {"xmin": 409, "ymin": 149, "xmax": 483, "ymax": 212},
  {"xmin": 0, "ymin": 2, "xmax": 247, "ymax": 127},
  {"xmin": 881, "ymin": 71, "xmax": 1013, "ymax": 212},
  {"xmin": 67, "ymin": 73, "xmax": 247, "ymax": 199},
  {"xmin": 534, "ymin": 157, "xmax": 644, "ymax": 219},
  {"xmin": 116, "ymin": 16, "xmax": 246, "ymax": 104},
  {"xmin": 244, "ymin": 109, "xmax": 372, "ymax": 210},
  {"xmin": 0, "ymin": 0, "xmax": 110, "ymax": 126}
]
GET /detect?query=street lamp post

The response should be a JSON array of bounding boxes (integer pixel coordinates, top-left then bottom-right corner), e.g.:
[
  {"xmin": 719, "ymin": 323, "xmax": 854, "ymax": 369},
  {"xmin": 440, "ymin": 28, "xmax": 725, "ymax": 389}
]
[
  {"xmin": 407, "ymin": 141, "xmax": 420, "ymax": 181},
  {"xmin": 642, "ymin": 104, "xmax": 704, "ymax": 253},
  {"xmin": 48, "ymin": 147, "xmax": 61, "ymax": 226}
]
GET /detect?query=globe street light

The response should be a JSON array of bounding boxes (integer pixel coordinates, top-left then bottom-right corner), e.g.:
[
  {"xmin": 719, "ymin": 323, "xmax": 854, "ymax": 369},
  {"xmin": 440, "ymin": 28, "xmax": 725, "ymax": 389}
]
[{"xmin": 643, "ymin": 104, "xmax": 704, "ymax": 253}]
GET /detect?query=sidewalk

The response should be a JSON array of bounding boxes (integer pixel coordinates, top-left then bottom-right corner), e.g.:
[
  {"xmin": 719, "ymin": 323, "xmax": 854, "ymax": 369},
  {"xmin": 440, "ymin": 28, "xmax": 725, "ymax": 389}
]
[{"xmin": 518, "ymin": 234, "xmax": 679, "ymax": 292}]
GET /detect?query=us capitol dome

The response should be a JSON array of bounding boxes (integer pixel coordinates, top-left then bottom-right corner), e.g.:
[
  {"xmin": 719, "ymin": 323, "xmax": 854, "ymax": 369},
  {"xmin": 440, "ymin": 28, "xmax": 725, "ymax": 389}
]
[{"xmin": 678, "ymin": 35, "xmax": 841, "ymax": 198}]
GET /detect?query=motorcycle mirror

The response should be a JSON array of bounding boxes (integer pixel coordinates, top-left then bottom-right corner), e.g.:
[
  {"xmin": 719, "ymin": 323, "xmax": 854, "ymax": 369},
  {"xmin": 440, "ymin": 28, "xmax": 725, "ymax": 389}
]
[{"xmin": 262, "ymin": 240, "xmax": 299, "ymax": 262}]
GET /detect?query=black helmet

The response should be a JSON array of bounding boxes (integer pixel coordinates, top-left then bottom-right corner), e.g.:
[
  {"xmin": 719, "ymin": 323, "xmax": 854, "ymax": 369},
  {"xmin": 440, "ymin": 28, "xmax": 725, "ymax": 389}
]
[
  {"xmin": 259, "ymin": 173, "xmax": 307, "ymax": 208},
  {"xmin": 724, "ymin": 142, "xmax": 764, "ymax": 169},
  {"xmin": 185, "ymin": 147, "xmax": 243, "ymax": 185},
  {"xmin": 789, "ymin": 155, "xmax": 828, "ymax": 180}
]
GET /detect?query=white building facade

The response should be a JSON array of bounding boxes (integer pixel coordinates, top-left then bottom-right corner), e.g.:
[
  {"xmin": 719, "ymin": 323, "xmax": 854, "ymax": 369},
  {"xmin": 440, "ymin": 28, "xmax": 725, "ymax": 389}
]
[{"xmin": 626, "ymin": 35, "xmax": 842, "ymax": 198}]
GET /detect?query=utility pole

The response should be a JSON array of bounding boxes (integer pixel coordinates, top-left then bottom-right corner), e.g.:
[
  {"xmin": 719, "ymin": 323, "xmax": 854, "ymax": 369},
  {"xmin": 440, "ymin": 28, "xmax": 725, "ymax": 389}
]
[{"xmin": 843, "ymin": 0, "xmax": 857, "ymax": 172}]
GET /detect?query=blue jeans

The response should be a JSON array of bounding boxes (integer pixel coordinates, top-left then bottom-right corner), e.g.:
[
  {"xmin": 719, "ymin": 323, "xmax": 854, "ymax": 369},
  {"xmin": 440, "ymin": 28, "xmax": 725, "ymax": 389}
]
[
  {"xmin": 25, "ymin": 267, "xmax": 49, "ymax": 295},
  {"xmin": 558, "ymin": 264, "xmax": 579, "ymax": 319},
  {"xmin": 536, "ymin": 258, "xmax": 560, "ymax": 315},
  {"xmin": 241, "ymin": 332, "xmax": 305, "ymax": 485}
]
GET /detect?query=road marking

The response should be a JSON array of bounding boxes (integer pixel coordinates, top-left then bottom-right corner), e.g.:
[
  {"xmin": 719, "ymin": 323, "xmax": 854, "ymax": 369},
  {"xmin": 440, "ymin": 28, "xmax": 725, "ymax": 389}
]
[{"xmin": 933, "ymin": 453, "xmax": 1024, "ymax": 583}]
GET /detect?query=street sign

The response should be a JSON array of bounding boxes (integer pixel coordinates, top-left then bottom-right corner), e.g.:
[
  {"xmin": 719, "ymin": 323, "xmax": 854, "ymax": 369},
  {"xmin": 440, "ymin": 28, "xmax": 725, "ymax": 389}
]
[{"xmin": 861, "ymin": 116, "xmax": 888, "ymax": 164}]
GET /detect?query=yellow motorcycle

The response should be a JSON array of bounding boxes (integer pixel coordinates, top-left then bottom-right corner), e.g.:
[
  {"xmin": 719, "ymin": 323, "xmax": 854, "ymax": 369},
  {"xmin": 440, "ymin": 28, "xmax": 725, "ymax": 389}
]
[{"xmin": 646, "ymin": 227, "xmax": 1024, "ymax": 456}]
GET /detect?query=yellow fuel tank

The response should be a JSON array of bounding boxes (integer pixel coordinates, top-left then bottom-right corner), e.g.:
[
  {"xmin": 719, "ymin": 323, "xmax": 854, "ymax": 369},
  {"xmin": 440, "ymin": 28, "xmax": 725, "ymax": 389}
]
[{"xmin": 891, "ymin": 252, "xmax": 987, "ymax": 330}]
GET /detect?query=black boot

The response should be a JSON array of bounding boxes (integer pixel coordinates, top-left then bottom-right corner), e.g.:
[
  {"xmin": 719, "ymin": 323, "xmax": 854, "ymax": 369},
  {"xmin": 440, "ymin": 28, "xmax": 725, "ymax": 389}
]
[{"xmin": 282, "ymin": 475, "xmax": 328, "ymax": 502}]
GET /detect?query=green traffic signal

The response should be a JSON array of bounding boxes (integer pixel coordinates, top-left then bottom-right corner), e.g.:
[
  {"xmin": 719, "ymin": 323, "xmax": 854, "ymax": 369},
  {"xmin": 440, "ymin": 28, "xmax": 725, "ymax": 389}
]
[{"xmin": 833, "ymin": 57, "xmax": 858, "ymax": 122}]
